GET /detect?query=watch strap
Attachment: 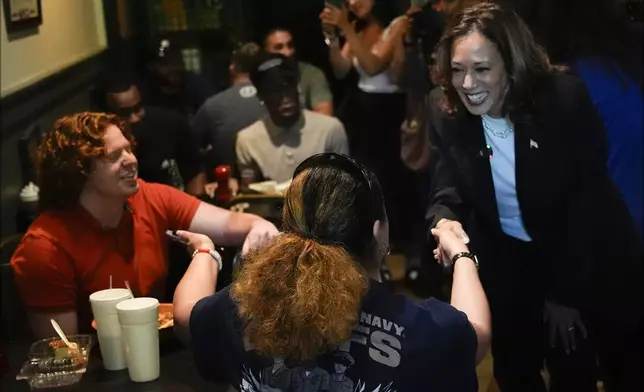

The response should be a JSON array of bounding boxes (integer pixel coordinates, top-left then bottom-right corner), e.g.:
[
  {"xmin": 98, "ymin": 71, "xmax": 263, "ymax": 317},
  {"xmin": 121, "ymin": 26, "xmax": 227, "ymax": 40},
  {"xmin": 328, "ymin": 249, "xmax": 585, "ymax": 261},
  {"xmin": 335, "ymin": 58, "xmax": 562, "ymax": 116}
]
[
  {"xmin": 451, "ymin": 252, "xmax": 479, "ymax": 267},
  {"xmin": 192, "ymin": 248, "xmax": 223, "ymax": 271}
]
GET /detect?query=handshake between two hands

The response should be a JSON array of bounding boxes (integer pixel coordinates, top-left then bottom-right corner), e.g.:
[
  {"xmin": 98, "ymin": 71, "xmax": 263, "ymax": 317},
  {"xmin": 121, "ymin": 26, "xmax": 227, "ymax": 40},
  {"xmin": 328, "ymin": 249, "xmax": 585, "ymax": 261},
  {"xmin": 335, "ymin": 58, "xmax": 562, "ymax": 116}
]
[
  {"xmin": 431, "ymin": 219, "xmax": 588, "ymax": 355},
  {"xmin": 431, "ymin": 218, "xmax": 471, "ymax": 267}
]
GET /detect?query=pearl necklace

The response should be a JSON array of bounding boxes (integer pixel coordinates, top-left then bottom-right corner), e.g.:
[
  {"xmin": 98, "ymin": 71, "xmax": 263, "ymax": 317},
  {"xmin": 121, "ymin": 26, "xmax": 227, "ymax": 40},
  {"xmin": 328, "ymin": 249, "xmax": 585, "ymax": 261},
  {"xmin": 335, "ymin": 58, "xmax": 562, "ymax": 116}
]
[{"xmin": 482, "ymin": 115, "xmax": 513, "ymax": 139}]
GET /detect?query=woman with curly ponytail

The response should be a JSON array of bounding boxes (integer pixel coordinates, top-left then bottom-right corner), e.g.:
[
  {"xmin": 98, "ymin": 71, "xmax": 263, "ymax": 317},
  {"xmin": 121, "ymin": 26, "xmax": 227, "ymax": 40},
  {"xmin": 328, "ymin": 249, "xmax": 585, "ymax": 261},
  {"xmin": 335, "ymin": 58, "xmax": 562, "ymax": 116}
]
[{"xmin": 176, "ymin": 153, "xmax": 488, "ymax": 391}]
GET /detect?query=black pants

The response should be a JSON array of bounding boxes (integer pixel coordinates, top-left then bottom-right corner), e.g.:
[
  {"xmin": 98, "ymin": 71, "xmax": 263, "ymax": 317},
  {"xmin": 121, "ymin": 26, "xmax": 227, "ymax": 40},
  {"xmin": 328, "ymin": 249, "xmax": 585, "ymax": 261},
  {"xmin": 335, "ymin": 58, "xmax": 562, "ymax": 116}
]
[
  {"xmin": 480, "ymin": 235, "xmax": 548, "ymax": 392},
  {"xmin": 480, "ymin": 235, "xmax": 644, "ymax": 392}
]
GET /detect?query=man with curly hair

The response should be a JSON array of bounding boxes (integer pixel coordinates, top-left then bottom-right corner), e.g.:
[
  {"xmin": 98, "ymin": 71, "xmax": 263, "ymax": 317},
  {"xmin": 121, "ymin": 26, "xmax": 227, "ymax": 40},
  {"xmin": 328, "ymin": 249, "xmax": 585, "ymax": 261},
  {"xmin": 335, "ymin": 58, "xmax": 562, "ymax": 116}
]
[{"xmin": 10, "ymin": 112, "xmax": 278, "ymax": 339}]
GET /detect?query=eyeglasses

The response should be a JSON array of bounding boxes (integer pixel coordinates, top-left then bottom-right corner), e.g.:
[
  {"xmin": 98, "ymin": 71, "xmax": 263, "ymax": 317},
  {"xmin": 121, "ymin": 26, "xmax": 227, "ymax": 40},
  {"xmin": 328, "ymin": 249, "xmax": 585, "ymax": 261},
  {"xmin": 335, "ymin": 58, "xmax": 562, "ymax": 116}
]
[{"xmin": 293, "ymin": 153, "xmax": 379, "ymax": 221}]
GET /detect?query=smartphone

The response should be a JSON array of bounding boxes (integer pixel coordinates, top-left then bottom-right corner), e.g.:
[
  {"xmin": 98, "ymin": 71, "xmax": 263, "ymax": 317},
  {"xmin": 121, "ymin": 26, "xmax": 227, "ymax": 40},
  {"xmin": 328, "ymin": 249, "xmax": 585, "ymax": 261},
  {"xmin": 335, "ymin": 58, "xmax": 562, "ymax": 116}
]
[{"xmin": 165, "ymin": 230, "xmax": 188, "ymax": 245}]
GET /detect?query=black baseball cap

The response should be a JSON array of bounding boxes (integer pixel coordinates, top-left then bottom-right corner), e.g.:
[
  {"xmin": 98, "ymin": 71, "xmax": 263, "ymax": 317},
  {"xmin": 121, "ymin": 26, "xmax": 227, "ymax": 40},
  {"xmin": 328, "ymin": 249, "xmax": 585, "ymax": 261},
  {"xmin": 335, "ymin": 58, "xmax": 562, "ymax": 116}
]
[{"xmin": 250, "ymin": 53, "xmax": 299, "ymax": 93}]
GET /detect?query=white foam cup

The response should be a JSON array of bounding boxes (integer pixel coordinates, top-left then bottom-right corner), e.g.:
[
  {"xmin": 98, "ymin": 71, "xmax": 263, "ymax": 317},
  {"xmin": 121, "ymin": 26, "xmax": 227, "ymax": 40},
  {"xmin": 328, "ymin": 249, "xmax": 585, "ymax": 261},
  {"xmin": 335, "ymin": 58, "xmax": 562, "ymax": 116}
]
[
  {"xmin": 116, "ymin": 297, "xmax": 160, "ymax": 382},
  {"xmin": 89, "ymin": 288, "xmax": 132, "ymax": 370}
]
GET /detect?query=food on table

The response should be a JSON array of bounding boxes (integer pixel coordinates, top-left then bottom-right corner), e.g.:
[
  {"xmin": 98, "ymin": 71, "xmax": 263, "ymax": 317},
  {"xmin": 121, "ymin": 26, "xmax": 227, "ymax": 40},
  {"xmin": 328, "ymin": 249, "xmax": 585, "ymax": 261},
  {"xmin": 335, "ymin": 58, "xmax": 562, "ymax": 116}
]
[
  {"xmin": 17, "ymin": 335, "xmax": 94, "ymax": 389},
  {"xmin": 158, "ymin": 310, "xmax": 174, "ymax": 329},
  {"xmin": 29, "ymin": 339, "xmax": 89, "ymax": 373},
  {"xmin": 91, "ymin": 303, "xmax": 174, "ymax": 330}
]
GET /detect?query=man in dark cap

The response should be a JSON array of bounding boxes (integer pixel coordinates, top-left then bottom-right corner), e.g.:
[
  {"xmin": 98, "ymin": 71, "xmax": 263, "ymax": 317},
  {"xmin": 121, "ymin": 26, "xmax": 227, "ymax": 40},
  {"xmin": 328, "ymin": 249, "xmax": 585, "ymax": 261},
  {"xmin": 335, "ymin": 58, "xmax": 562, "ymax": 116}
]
[{"xmin": 235, "ymin": 53, "xmax": 348, "ymax": 187}]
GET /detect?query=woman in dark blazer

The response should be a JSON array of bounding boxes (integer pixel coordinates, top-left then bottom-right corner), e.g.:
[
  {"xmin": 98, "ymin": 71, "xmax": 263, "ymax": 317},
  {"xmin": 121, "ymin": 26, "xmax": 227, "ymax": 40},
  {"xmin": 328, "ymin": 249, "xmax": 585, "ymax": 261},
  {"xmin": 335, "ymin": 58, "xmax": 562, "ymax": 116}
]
[{"xmin": 425, "ymin": 3, "xmax": 644, "ymax": 392}]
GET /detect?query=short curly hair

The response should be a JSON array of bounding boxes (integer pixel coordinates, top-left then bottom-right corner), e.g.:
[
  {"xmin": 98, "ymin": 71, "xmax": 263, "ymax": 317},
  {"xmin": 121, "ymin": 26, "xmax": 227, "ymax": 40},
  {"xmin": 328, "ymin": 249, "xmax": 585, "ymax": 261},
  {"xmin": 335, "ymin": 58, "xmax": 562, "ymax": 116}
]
[{"xmin": 36, "ymin": 112, "xmax": 134, "ymax": 211}]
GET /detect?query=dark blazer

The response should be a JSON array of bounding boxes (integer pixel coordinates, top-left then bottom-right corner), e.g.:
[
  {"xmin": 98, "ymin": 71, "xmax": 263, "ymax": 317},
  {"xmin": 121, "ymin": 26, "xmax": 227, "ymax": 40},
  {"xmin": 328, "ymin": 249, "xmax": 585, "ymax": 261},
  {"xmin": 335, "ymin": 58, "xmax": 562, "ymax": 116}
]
[{"xmin": 426, "ymin": 73, "xmax": 643, "ymax": 313}]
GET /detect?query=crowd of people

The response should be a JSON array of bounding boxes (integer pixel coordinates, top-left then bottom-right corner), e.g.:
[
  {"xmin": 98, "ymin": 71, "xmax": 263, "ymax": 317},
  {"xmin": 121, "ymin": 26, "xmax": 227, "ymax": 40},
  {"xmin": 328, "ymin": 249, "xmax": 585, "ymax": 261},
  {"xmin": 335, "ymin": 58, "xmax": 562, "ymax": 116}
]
[{"xmin": 9, "ymin": 0, "xmax": 643, "ymax": 391}]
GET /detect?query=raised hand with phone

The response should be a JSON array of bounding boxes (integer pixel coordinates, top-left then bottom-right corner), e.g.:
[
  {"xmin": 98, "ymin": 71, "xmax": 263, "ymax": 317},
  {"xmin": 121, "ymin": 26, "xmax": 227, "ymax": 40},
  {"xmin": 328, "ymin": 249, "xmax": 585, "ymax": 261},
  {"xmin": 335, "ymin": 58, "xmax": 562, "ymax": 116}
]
[{"xmin": 320, "ymin": 0, "xmax": 352, "ymax": 39}]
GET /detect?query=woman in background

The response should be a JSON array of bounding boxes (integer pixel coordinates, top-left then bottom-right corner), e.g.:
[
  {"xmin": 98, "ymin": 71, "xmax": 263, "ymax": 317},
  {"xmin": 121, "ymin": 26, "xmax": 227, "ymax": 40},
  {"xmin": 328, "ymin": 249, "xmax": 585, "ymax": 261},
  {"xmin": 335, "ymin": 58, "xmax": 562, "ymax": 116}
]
[
  {"xmin": 320, "ymin": 1, "xmax": 410, "ymax": 278},
  {"xmin": 516, "ymin": 0, "xmax": 643, "ymax": 239},
  {"xmin": 426, "ymin": 3, "xmax": 643, "ymax": 391},
  {"xmin": 175, "ymin": 153, "xmax": 490, "ymax": 392}
]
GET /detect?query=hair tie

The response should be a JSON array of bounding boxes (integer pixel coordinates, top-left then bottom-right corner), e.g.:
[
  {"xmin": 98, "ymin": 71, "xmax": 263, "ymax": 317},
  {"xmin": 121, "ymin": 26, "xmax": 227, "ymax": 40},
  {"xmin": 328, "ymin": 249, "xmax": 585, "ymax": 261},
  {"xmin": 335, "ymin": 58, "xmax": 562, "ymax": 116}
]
[{"xmin": 289, "ymin": 231, "xmax": 340, "ymax": 247}]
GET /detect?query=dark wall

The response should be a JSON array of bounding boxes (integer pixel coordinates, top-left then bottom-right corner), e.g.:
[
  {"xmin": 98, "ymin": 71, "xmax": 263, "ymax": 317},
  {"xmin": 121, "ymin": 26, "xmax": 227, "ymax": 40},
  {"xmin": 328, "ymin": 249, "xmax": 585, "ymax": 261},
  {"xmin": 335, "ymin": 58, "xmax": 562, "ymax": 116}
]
[{"xmin": 0, "ymin": 53, "xmax": 106, "ymax": 237}]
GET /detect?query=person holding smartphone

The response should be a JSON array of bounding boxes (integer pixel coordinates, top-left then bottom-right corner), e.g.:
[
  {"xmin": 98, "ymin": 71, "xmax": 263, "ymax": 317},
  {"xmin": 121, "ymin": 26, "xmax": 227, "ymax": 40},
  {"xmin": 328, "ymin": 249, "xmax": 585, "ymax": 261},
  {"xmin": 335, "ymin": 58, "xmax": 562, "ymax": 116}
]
[
  {"xmin": 320, "ymin": 0, "xmax": 411, "ymax": 280},
  {"xmin": 10, "ymin": 112, "xmax": 279, "ymax": 339}
]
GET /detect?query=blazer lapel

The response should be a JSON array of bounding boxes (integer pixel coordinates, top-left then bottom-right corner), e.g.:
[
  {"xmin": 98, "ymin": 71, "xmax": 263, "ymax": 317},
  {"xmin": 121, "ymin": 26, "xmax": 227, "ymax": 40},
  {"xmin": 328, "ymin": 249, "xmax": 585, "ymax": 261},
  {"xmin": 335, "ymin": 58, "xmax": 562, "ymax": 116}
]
[
  {"xmin": 513, "ymin": 117, "xmax": 547, "ymax": 238},
  {"xmin": 458, "ymin": 114, "xmax": 501, "ymax": 232}
]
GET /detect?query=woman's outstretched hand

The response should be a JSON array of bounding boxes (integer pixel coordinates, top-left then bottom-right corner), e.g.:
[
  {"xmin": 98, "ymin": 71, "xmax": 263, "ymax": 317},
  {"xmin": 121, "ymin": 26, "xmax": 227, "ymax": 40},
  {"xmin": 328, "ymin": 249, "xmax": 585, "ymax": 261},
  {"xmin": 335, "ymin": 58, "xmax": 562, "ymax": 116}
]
[
  {"xmin": 431, "ymin": 222, "xmax": 470, "ymax": 266},
  {"xmin": 431, "ymin": 219, "xmax": 470, "ymax": 265}
]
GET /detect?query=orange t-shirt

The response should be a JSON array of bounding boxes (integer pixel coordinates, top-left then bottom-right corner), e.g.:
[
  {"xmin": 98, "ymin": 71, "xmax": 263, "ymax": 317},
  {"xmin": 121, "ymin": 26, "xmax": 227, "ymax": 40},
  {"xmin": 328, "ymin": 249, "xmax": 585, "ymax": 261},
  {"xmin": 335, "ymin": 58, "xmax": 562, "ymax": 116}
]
[{"xmin": 10, "ymin": 179, "xmax": 200, "ymax": 330}]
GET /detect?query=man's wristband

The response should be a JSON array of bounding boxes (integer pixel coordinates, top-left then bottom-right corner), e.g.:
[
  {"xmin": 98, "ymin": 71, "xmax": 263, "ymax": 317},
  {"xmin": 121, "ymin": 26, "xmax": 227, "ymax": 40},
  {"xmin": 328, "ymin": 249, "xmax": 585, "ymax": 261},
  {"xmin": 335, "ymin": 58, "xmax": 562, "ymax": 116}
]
[
  {"xmin": 192, "ymin": 248, "xmax": 223, "ymax": 271},
  {"xmin": 451, "ymin": 252, "xmax": 479, "ymax": 268}
]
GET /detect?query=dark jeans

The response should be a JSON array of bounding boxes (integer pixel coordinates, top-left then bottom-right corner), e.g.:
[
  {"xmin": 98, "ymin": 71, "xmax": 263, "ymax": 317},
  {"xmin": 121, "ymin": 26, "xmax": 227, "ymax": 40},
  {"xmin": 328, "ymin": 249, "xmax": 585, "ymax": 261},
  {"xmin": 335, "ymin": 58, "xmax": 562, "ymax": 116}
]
[{"xmin": 481, "ymin": 235, "xmax": 644, "ymax": 392}]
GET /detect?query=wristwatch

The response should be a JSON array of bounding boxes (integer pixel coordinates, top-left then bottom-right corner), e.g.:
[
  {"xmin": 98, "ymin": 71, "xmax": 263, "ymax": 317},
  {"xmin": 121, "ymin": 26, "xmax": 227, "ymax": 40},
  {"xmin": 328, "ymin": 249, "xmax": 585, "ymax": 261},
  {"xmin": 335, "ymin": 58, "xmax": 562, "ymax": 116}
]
[
  {"xmin": 325, "ymin": 36, "xmax": 340, "ymax": 47},
  {"xmin": 451, "ymin": 252, "xmax": 479, "ymax": 268},
  {"xmin": 192, "ymin": 248, "xmax": 223, "ymax": 271}
]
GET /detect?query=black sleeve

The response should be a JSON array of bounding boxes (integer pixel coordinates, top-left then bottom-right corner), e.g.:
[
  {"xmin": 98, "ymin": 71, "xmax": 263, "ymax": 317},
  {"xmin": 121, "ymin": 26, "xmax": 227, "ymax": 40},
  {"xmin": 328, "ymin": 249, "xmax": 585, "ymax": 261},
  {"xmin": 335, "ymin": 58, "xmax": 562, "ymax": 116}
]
[
  {"xmin": 548, "ymin": 77, "xmax": 641, "ymax": 307},
  {"xmin": 173, "ymin": 117, "xmax": 205, "ymax": 184},
  {"xmin": 189, "ymin": 290, "xmax": 232, "ymax": 383},
  {"xmin": 418, "ymin": 299, "xmax": 479, "ymax": 391},
  {"xmin": 446, "ymin": 314, "xmax": 478, "ymax": 391},
  {"xmin": 425, "ymin": 91, "xmax": 470, "ymax": 234},
  {"xmin": 444, "ymin": 317, "xmax": 479, "ymax": 391}
]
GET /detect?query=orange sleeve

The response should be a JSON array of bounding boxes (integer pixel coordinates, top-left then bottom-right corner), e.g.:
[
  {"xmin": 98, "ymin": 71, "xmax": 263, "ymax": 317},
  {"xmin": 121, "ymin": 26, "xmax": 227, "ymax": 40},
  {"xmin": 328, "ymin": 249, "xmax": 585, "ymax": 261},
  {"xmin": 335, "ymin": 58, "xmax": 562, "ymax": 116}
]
[
  {"xmin": 10, "ymin": 233, "xmax": 77, "ymax": 311},
  {"xmin": 143, "ymin": 182, "xmax": 201, "ymax": 230}
]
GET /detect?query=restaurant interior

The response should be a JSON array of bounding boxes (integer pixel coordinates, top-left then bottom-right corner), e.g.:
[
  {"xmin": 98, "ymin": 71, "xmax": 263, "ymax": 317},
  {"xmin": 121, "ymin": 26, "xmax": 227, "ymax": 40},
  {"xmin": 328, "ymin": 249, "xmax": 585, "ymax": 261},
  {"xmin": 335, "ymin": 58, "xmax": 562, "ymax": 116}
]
[{"xmin": 1, "ymin": 0, "xmax": 642, "ymax": 391}]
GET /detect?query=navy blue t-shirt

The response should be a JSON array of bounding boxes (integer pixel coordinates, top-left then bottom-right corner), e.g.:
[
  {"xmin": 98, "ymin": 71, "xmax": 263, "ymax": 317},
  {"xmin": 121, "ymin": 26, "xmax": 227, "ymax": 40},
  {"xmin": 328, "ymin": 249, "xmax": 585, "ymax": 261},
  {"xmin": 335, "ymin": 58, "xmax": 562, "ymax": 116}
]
[{"xmin": 190, "ymin": 280, "xmax": 478, "ymax": 391}]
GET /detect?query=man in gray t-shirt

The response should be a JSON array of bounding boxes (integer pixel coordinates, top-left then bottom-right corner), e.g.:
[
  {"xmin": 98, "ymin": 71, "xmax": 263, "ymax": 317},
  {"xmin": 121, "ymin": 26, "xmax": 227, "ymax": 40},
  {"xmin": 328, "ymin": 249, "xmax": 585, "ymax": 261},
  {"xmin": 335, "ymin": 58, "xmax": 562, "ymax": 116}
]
[
  {"xmin": 264, "ymin": 28, "xmax": 334, "ymax": 116},
  {"xmin": 192, "ymin": 43, "xmax": 266, "ymax": 172}
]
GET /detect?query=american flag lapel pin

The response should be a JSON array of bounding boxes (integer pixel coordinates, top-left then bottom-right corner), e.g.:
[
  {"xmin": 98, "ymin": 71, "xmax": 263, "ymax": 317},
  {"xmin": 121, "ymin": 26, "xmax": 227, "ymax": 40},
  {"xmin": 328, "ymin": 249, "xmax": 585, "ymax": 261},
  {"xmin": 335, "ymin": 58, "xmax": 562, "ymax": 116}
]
[{"xmin": 530, "ymin": 139, "xmax": 539, "ymax": 149}]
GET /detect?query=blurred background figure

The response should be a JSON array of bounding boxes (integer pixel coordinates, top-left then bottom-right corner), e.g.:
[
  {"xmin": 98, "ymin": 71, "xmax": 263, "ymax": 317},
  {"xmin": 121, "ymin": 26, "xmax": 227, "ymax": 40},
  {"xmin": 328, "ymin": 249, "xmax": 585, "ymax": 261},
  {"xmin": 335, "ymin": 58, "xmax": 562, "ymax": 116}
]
[
  {"xmin": 140, "ymin": 38, "xmax": 217, "ymax": 119},
  {"xmin": 192, "ymin": 42, "xmax": 266, "ymax": 178},
  {"xmin": 392, "ymin": 0, "xmax": 450, "ymax": 296},
  {"xmin": 264, "ymin": 27, "xmax": 334, "ymax": 116},
  {"xmin": 104, "ymin": 74, "xmax": 207, "ymax": 197},
  {"xmin": 510, "ymin": 0, "xmax": 643, "ymax": 239},
  {"xmin": 320, "ymin": 0, "xmax": 409, "ymax": 281}
]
